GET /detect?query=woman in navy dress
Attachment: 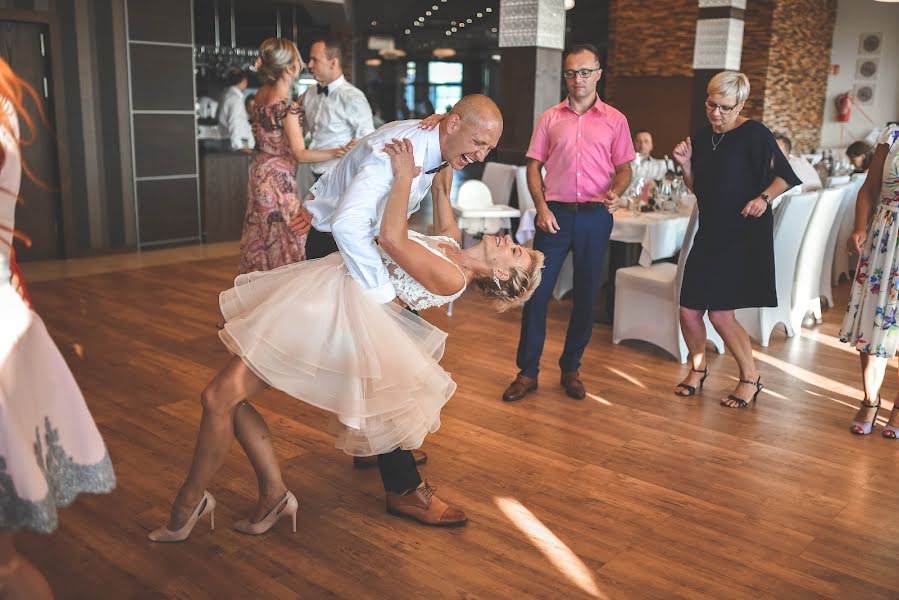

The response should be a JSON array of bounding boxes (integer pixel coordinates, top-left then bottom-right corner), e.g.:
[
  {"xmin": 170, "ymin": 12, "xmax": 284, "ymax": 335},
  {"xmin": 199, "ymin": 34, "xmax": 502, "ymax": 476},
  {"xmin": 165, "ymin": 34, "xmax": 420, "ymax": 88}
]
[{"xmin": 672, "ymin": 71, "xmax": 800, "ymax": 407}]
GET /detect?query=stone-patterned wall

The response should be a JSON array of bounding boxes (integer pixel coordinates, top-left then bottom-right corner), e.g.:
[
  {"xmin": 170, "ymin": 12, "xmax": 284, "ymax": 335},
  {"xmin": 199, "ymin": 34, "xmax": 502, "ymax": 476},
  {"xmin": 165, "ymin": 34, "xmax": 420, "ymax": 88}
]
[
  {"xmin": 763, "ymin": 0, "xmax": 837, "ymax": 151},
  {"xmin": 740, "ymin": 0, "xmax": 775, "ymax": 120},
  {"xmin": 605, "ymin": 0, "xmax": 697, "ymax": 102}
]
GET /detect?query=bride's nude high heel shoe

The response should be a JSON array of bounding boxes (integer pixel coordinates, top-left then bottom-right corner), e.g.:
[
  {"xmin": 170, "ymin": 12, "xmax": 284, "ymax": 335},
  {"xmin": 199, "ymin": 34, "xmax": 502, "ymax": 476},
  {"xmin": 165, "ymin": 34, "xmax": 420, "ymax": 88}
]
[
  {"xmin": 148, "ymin": 490, "xmax": 216, "ymax": 542},
  {"xmin": 233, "ymin": 491, "xmax": 298, "ymax": 535}
]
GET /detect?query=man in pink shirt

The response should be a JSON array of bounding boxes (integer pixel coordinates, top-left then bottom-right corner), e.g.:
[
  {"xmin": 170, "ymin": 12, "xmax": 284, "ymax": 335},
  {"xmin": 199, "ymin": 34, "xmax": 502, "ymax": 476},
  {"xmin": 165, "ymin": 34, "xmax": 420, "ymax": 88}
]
[{"xmin": 503, "ymin": 43, "xmax": 634, "ymax": 402}]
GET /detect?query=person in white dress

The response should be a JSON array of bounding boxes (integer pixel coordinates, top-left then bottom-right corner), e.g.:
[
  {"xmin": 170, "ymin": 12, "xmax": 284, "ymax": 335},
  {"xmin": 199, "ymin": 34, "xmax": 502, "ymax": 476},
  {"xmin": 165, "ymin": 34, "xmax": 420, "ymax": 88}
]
[
  {"xmin": 0, "ymin": 59, "xmax": 115, "ymax": 598},
  {"xmin": 148, "ymin": 136, "xmax": 543, "ymax": 541},
  {"xmin": 840, "ymin": 124, "xmax": 899, "ymax": 436}
]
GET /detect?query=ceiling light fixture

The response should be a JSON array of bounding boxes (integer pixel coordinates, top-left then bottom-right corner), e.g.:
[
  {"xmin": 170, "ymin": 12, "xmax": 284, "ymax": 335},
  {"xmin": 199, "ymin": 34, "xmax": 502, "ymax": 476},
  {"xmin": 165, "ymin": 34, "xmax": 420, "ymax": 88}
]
[
  {"xmin": 564, "ymin": 0, "xmax": 575, "ymax": 9},
  {"xmin": 365, "ymin": 58, "xmax": 382, "ymax": 66},
  {"xmin": 432, "ymin": 48, "xmax": 456, "ymax": 58}
]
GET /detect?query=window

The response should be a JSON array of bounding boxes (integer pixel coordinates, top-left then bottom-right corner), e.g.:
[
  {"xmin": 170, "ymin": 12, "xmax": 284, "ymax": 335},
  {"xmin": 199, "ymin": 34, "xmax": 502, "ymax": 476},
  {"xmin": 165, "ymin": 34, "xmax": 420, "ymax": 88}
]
[{"xmin": 428, "ymin": 62, "xmax": 463, "ymax": 114}]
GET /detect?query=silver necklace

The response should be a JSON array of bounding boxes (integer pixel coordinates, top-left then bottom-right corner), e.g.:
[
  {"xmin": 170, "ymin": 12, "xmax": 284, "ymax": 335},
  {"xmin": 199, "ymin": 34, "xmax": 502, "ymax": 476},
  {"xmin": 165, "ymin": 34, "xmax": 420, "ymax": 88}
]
[{"xmin": 711, "ymin": 131, "xmax": 726, "ymax": 151}]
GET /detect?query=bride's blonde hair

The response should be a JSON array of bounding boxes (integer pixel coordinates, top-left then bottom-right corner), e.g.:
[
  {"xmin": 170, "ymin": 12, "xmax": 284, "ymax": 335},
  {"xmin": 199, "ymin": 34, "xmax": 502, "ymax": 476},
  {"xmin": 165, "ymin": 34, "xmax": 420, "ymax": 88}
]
[
  {"xmin": 256, "ymin": 38, "xmax": 302, "ymax": 85},
  {"xmin": 474, "ymin": 248, "xmax": 545, "ymax": 312}
]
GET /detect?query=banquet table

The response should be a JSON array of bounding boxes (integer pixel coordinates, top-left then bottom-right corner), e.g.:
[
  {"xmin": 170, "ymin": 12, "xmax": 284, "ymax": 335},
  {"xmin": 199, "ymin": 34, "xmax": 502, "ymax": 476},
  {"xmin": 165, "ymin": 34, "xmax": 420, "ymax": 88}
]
[{"xmin": 515, "ymin": 203, "xmax": 694, "ymax": 270}]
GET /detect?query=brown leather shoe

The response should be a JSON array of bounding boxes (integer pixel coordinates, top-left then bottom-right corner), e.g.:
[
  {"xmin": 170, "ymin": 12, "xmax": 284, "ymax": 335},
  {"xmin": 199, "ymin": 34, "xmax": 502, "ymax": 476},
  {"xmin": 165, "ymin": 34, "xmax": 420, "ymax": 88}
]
[
  {"xmin": 353, "ymin": 449, "xmax": 428, "ymax": 469},
  {"xmin": 502, "ymin": 375, "xmax": 538, "ymax": 402},
  {"xmin": 561, "ymin": 371, "xmax": 586, "ymax": 399},
  {"xmin": 386, "ymin": 481, "xmax": 468, "ymax": 527}
]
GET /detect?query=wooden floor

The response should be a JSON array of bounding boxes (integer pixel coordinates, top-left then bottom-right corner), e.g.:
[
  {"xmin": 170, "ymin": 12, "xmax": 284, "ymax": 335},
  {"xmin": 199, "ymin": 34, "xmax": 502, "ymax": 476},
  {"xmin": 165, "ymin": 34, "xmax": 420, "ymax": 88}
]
[{"xmin": 14, "ymin": 249, "xmax": 899, "ymax": 600}]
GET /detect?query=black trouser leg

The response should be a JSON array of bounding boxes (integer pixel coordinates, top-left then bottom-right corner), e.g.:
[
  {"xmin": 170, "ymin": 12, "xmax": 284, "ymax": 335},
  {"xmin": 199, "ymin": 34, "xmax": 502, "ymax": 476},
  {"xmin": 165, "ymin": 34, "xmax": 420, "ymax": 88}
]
[
  {"xmin": 377, "ymin": 448, "xmax": 422, "ymax": 494},
  {"xmin": 305, "ymin": 228, "xmax": 339, "ymax": 260}
]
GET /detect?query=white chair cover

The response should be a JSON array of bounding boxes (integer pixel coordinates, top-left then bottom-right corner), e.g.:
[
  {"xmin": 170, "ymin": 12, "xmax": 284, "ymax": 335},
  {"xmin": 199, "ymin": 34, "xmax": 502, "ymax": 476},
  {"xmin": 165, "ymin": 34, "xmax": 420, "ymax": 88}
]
[
  {"xmin": 515, "ymin": 165, "xmax": 535, "ymax": 215},
  {"xmin": 735, "ymin": 192, "xmax": 818, "ymax": 346},
  {"xmin": 790, "ymin": 188, "xmax": 845, "ymax": 331},
  {"xmin": 482, "ymin": 163, "xmax": 517, "ymax": 207},
  {"xmin": 819, "ymin": 184, "xmax": 852, "ymax": 307},
  {"xmin": 833, "ymin": 172, "xmax": 867, "ymax": 285},
  {"xmin": 612, "ymin": 206, "xmax": 725, "ymax": 363},
  {"xmin": 825, "ymin": 175, "xmax": 851, "ymax": 187}
]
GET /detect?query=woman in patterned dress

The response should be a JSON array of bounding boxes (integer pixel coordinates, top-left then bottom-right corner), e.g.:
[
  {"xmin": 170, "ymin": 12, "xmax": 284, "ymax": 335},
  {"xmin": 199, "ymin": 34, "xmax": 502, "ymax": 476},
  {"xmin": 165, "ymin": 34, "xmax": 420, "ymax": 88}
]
[
  {"xmin": 840, "ymin": 124, "xmax": 899, "ymax": 436},
  {"xmin": 238, "ymin": 38, "xmax": 349, "ymax": 274},
  {"xmin": 148, "ymin": 138, "xmax": 543, "ymax": 541},
  {"xmin": 0, "ymin": 59, "xmax": 115, "ymax": 598}
]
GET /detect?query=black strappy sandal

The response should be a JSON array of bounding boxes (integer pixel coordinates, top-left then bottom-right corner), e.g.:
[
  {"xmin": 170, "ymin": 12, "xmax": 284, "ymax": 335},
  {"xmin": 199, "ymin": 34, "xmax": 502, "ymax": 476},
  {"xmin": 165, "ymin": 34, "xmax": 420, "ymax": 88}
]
[
  {"xmin": 674, "ymin": 367, "xmax": 709, "ymax": 397},
  {"xmin": 721, "ymin": 376, "xmax": 762, "ymax": 408}
]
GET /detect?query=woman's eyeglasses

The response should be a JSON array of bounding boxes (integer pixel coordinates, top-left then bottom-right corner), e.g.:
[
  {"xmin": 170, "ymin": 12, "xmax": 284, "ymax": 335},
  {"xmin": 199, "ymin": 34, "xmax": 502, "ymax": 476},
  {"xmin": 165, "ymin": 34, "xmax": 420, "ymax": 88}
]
[
  {"xmin": 563, "ymin": 67, "xmax": 602, "ymax": 79},
  {"xmin": 704, "ymin": 100, "xmax": 737, "ymax": 114}
]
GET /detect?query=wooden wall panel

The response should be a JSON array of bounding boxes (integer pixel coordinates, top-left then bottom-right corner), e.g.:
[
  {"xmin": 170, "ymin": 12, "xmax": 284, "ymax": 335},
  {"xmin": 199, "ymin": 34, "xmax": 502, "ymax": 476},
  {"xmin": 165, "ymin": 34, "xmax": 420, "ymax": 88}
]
[
  {"xmin": 130, "ymin": 44, "xmax": 195, "ymax": 111},
  {"xmin": 136, "ymin": 178, "xmax": 200, "ymax": 243},
  {"xmin": 133, "ymin": 114, "xmax": 197, "ymax": 178},
  {"xmin": 127, "ymin": 0, "xmax": 192, "ymax": 44}
]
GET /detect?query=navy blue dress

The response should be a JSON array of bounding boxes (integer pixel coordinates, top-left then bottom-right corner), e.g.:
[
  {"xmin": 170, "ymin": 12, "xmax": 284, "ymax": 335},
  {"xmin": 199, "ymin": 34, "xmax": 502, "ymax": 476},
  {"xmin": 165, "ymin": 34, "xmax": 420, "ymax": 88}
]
[{"xmin": 680, "ymin": 119, "xmax": 802, "ymax": 310}]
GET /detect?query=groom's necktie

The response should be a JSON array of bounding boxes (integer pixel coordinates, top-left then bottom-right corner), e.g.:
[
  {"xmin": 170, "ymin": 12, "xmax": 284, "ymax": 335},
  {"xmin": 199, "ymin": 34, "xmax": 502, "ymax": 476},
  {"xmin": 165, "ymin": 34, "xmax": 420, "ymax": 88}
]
[{"xmin": 424, "ymin": 162, "xmax": 449, "ymax": 175}]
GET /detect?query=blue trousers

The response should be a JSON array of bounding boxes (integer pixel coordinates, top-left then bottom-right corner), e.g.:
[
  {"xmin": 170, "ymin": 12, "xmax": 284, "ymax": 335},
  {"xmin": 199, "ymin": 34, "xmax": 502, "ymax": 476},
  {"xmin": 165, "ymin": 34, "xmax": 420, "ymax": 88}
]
[{"xmin": 516, "ymin": 202, "xmax": 614, "ymax": 378}]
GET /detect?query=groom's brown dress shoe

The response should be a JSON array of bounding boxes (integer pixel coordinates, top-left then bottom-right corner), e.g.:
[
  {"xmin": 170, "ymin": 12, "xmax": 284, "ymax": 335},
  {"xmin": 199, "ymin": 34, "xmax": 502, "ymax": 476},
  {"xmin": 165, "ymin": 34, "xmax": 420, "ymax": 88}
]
[
  {"xmin": 386, "ymin": 481, "xmax": 468, "ymax": 527},
  {"xmin": 502, "ymin": 375, "xmax": 538, "ymax": 402},
  {"xmin": 353, "ymin": 449, "xmax": 428, "ymax": 469},
  {"xmin": 561, "ymin": 371, "xmax": 586, "ymax": 399}
]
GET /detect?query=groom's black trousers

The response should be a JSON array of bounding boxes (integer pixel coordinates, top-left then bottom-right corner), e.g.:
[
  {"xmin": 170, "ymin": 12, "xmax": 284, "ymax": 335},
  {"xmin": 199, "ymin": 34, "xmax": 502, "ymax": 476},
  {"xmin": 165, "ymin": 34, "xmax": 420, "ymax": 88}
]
[{"xmin": 305, "ymin": 227, "xmax": 423, "ymax": 494}]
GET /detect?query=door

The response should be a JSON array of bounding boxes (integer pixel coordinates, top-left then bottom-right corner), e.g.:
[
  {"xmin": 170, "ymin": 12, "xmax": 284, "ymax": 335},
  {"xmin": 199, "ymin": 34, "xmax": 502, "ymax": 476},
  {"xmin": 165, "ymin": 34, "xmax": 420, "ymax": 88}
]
[{"xmin": 0, "ymin": 20, "xmax": 63, "ymax": 261}]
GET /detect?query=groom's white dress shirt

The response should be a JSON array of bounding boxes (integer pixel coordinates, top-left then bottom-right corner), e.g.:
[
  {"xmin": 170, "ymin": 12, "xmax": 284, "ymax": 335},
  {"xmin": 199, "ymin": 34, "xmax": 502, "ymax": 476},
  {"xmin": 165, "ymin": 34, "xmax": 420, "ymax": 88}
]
[{"xmin": 306, "ymin": 120, "xmax": 445, "ymax": 304}]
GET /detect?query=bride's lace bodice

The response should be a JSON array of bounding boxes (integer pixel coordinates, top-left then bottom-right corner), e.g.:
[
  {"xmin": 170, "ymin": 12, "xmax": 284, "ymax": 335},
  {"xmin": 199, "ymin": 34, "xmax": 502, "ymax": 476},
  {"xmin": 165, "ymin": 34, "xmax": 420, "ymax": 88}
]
[{"xmin": 379, "ymin": 230, "xmax": 466, "ymax": 311}]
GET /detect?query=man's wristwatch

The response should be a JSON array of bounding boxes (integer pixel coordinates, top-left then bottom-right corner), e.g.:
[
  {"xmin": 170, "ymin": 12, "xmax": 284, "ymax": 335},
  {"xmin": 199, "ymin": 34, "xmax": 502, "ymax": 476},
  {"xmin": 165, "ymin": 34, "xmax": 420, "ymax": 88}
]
[{"xmin": 760, "ymin": 193, "xmax": 771, "ymax": 206}]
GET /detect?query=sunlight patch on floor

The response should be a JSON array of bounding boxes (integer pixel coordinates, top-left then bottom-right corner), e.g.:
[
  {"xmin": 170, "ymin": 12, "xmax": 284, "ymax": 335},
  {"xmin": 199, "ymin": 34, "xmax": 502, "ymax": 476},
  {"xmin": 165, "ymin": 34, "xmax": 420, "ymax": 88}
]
[
  {"xmin": 605, "ymin": 367, "xmax": 647, "ymax": 390},
  {"xmin": 752, "ymin": 350, "xmax": 862, "ymax": 399},
  {"xmin": 585, "ymin": 393, "xmax": 613, "ymax": 406},
  {"xmin": 495, "ymin": 497, "xmax": 606, "ymax": 599}
]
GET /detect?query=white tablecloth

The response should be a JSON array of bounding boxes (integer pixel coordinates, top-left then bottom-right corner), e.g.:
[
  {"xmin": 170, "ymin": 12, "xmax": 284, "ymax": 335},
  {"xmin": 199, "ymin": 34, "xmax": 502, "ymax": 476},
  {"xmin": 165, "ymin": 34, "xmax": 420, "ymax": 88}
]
[{"xmin": 516, "ymin": 204, "xmax": 693, "ymax": 268}]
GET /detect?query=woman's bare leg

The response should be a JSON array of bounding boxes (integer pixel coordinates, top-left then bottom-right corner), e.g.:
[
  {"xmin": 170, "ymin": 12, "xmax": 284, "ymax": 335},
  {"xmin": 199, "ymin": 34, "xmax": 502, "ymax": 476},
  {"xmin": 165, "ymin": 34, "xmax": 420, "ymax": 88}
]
[
  {"xmin": 233, "ymin": 401, "xmax": 289, "ymax": 522},
  {"xmin": 675, "ymin": 307, "xmax": 709, "ymax": 394},
  {"xmin": 708, "ymin": 310, "xmax": 759, "ymax": 406},
  {"xmin": 166, "ymin": 356, "xmax": 268, "ymax": 529}
]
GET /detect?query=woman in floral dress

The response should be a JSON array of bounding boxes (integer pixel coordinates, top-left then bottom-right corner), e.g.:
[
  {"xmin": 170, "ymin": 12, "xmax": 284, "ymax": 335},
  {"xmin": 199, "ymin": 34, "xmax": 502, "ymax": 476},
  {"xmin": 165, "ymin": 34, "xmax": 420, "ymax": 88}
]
[
  {"xmin": 840, "ymin": 123, "xmax": 899, "ymax": 436},
  {"xmin": 238, "ymin": 38, "xmax": 348, "ymax": 274}
]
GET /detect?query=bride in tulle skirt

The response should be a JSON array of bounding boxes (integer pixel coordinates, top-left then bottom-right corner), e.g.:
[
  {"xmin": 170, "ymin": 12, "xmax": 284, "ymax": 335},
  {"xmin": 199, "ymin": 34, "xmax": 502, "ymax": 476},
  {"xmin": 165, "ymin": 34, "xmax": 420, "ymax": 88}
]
[{"xmin": 149, "ymin": 137, "xmax": 543, "ymax": 540}]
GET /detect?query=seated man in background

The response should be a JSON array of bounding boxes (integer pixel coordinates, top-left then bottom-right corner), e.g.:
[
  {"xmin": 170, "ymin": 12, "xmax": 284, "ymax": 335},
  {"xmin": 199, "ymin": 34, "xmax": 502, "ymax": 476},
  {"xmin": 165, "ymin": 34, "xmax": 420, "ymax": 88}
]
[
  {"xmin": 625, "ymin": 129, "xmax": 668, "ymax": 198},
  {"xmin": 775, "ymin": 133, "xmax": 822, "ymax": 192}
]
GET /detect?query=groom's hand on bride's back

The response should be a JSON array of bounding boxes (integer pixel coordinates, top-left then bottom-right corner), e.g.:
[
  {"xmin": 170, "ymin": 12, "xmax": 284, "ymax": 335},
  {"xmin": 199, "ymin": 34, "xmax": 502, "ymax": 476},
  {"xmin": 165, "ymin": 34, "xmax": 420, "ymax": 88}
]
[{"xmin": 289, "ymin": 207, "xmax": 314, "ymax": 236}]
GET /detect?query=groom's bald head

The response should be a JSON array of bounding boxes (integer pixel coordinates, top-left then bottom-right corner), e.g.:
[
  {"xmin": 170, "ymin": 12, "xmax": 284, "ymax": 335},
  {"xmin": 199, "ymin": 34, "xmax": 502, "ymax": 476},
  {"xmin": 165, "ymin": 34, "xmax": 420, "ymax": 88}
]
[{"xmin": 439, "ymin": 94, "xmax": 503, "ymax": 170}]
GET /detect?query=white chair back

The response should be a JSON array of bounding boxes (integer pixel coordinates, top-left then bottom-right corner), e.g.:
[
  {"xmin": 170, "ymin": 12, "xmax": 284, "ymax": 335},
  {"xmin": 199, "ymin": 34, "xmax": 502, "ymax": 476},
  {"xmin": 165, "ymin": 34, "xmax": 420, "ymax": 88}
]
[
  {"xmin": 826, "ymin": 175, "xmax": 850, "ymax": 187},
  {"xmin": 482, "ymin": 163, "xmax": 517, "ymax": 207},
  {"xmin": 455, "ymin": 179, "xmax": 494, "ymax": 210},
  {"xmin": 820, "ymin": 184, "xmax": 852, "ymax": 305},
  {"xmin": 850, "ymin": 172, "xmax": 867, "ymax": 185},
  {"xmin": 775, "ymin": 192, "xmax": 818, "ymax": 308},
  {"xmin": 792, "ymin": 188, "xmax": 845, "ymax": 328},
  {"xmin": 515, "ymin": 165, "xmax": 535, "ymax": 215},
  {"xmin": 675, "ymin": 205, "xmax": 701, "ymax": 293}
]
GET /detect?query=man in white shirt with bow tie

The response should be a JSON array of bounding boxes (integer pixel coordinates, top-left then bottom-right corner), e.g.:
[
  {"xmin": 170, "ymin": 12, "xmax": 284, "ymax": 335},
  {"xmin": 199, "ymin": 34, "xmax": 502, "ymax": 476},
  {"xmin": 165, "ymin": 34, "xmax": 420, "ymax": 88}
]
[
  {"xmin": 301, "ymin": 37, "xmax": 375, "ymax": 258},
  {"xmin": 289, "ymin": 94, "xmax": 503, "ymax": 526}
]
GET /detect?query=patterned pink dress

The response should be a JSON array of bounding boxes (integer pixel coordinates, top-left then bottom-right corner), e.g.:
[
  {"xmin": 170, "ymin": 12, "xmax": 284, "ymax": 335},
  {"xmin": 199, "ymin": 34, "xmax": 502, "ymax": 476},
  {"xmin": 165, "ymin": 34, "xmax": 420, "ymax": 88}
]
[{"xmin": 238, "ymin": 99, "xmax": 306, "ymax": 274}]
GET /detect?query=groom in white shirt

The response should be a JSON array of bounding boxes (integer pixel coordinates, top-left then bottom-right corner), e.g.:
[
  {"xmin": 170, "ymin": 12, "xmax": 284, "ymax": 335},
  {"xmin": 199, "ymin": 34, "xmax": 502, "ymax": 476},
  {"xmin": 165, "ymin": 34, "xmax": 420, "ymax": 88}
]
[{"xmin": 290, "ymin": 94, "xmax": 503, "ymax": 527}]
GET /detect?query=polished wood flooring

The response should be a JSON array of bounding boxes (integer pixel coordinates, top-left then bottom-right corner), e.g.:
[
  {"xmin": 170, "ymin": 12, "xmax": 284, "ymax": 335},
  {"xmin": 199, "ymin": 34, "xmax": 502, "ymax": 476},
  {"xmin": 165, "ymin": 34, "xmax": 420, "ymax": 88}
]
[{"xmin": 14, "ymin": 250, "xmax": 899, "ymax": 600}]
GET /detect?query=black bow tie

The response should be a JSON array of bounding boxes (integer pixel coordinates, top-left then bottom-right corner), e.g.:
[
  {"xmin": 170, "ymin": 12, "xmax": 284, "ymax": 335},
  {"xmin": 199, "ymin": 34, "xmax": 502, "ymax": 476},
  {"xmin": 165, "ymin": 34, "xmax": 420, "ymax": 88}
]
[
  {"xmin": 424, "ymin": 162, "xmax": 449, "ymax": 175},
  {"xmin": 317, "ymin": 84, "xmax": 329, "ymax": 96}
]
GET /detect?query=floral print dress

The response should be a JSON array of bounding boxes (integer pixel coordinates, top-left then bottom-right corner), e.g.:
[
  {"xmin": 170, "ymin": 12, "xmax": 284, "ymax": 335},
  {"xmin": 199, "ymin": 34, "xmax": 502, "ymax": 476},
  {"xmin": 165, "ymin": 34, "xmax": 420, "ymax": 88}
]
[
  {"xmin": 840, "ymin": 125, "xmax": 899, "ymax": 356},
  {"xmin": 238, "ymin": 99, "xmax": 306, "ymax": 274}
]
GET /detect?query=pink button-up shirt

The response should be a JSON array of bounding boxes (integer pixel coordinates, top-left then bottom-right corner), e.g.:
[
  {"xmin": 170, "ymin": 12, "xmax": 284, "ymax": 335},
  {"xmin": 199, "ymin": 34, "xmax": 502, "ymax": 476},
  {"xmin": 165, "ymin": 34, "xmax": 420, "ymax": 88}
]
[{"xmin": 526, "ymin": 96, "xmax": 635, "ymax": 203}]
